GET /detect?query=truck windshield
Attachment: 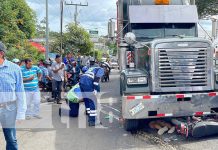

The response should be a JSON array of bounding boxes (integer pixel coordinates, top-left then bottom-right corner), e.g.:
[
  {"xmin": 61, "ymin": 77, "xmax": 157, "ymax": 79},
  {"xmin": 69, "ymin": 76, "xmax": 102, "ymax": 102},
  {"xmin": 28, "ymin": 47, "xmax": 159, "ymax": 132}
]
[{"xmin": 131, "ymin": 23, "xmax": 196, "ymax": 41}]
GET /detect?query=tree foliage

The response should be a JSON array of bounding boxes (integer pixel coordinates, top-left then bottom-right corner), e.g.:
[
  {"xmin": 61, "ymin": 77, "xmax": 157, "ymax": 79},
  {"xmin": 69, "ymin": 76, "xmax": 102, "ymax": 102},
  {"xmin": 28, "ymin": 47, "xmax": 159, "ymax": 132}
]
[
  {"xmin": 196, "ymin": 0, "xmax": 218, "ymax": 18},
  {"xmin": 65, "ymin": 23, "xmax": 94, "ymax": 54},
  {"xmin": 6, "ymin": 41, "xmax": 45, "ymax": 64},
  {"xmin": 50, "ymin": 23, "xmax": 94, "ymax": 55},
  {"xmin": 36, "ymin": 18, "xmax": 46, "ymax": 38},
  {"xmin": 0, "ymin": 0, "xmax": 43, "ymax": 62},
  {"xmin": 0, "ymin": 0, "xmax": 36, "ymax": 47}
]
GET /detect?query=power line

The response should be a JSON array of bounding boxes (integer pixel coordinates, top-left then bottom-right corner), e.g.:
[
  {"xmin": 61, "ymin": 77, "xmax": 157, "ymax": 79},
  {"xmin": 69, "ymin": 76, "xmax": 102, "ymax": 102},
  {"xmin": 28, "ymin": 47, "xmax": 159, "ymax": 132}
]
[{"xmin": 65, "ymin": 1, "xmax": 88, "ymax": 25}]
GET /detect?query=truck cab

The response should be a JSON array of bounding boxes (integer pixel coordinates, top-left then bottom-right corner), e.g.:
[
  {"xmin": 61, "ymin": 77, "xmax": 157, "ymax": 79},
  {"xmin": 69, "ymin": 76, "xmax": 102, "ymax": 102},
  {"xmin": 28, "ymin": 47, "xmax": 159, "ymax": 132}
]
[{"xmin": 116, "ymin": 0, "xmax": 218, "ymax": 131}]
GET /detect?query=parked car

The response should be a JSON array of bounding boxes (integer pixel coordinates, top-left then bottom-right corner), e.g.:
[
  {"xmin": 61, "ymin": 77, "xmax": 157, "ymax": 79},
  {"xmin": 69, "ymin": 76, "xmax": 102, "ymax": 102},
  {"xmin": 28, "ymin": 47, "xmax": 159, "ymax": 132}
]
[{"xmin": 111, "ymin": 60, "xmax": 119, "ymax": 69}]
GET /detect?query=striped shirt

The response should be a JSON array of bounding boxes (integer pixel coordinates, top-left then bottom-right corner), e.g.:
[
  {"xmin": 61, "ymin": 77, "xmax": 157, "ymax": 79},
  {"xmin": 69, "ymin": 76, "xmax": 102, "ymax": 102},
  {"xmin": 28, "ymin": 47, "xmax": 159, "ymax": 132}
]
[
  {"xmin": 21, "ymin": 65, "xmax": 42, "ymax": 91},
  {"xmin": 39, "ymin": 66, "xmax": 49, "ymax": 83},
  {"xmin": 0, "ymin": 60, "xmax": 27, "ymax": 120}
]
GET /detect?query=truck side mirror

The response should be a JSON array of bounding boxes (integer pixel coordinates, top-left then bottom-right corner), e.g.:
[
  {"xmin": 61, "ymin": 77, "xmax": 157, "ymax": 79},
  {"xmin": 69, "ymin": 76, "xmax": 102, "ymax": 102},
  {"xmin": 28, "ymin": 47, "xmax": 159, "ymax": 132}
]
[
  {"xmin": 108, "ymin": 21, "xmax": 115, "ymax": 38},
  {"xmin": 124, "ymin": 32, "xmax": 136, "ymax": 45}
]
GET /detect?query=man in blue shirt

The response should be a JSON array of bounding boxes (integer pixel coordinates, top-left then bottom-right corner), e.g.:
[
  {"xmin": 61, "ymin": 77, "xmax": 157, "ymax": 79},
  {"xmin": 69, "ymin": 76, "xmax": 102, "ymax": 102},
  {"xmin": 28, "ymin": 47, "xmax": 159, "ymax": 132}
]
[
  {"xmin": 0, "ymin": 41, "xmax": 27, "ymax": 150},
  {"xmin": 39, "ymin": 60, "xmax": 52, "ymax": 91},
  {"xmin": 21, "ymin": 59, "xmax": 42, "ymax": 120},
  {"xmin": 63, "ymin": 52, "xmax": 75, "ymax": 65}
]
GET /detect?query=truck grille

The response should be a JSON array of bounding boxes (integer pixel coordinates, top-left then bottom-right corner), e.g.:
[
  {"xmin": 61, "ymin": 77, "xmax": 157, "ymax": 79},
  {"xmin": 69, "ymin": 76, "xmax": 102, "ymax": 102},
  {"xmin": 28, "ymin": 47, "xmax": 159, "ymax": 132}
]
[{"xmin": 158, "ymin": 48, "xmax": 207, "ymax": 88}]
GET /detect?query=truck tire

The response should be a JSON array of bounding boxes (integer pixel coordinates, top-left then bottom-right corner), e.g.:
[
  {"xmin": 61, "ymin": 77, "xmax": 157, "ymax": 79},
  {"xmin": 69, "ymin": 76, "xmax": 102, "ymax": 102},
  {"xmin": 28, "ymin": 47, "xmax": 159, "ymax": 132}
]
[
  {"xmin": 120, "ymin": 79, "xmax": 123, "ymax": 96},
  {"xmin": 124, "ymin": 119, "xmax": 139, "ymax": 131}
]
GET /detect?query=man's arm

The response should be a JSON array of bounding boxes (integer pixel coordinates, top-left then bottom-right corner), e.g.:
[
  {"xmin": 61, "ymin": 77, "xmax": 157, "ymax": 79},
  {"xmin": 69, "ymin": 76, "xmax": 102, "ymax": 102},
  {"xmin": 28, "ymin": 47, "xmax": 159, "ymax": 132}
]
[
  {"xmin": 37, "ymin": 66, "xmax": 42, "ymax": 81},
  {"xmin": 23, "ymin": 76, "xmax": 34, "ymax": 82},
  {"xmin": 52, "ymin": 63, "xmax": 64, "ymax": 73},
  {"xmin": 15, "ymin": 68, "xmax": 27, "ymax": 120},
  {"xmin": 64, "ymin": 70, "xmax": 68, "ymax": 82},
  {"xmin": 44, "ymin": 69, "xmax": 52, "ymax": 80}
]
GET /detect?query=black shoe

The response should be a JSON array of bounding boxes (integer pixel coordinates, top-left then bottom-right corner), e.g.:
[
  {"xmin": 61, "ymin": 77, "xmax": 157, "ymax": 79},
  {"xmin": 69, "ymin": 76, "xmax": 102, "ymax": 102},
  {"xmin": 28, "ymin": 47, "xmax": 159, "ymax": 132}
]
[
  {"xmin": 47, "ymin": 98, "xmax": 55, "ymax": 102},
  {"xmin": 88, "ymin": 121, "xmax": 102, "ymax": 127}
]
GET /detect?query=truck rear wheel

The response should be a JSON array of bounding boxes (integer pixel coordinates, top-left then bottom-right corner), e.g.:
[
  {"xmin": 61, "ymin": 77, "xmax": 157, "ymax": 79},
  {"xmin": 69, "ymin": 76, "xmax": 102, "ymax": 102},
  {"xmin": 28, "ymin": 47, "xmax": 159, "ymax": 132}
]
[
  {"xmin": 124, "ymin": 119, "xmax": 139, "ymax": 131},
  {"xmin": 120, "ymin": 78, "xmax": 123, "ymax": 96}
]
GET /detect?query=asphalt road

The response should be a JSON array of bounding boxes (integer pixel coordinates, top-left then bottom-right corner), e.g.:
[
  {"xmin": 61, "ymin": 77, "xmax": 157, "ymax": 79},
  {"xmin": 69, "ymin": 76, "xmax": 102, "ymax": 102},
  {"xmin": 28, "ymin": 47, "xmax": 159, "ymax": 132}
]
[{"xmin": 1, "ymin": 69, "xmax": 218, "ymax": 150}]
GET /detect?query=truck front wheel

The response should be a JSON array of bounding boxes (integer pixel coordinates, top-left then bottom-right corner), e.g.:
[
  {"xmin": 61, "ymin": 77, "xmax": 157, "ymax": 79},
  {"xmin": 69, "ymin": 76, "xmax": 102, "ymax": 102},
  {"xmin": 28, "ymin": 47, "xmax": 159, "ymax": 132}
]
[
  {"xmin": 120, "ymin": 78, "xmax": 123, "ymax": 96},
  {"xmin": 124, "ymin": 119, "xmax": 139, "ymax": 131}
]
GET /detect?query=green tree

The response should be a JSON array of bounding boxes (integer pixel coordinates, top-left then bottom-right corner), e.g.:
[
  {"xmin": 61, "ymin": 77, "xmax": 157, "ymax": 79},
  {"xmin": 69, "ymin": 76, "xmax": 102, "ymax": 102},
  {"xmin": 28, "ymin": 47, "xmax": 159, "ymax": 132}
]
[
  {"xmin": 0, "ymin": 0, "xmax": 36, "ymax": 47},
  {"xmin": 6, "ymin": 41, "xmax": 45, "ymax": 64},
  {"xmin": 64, "ymin": 23, "xmax": 94, "ymax": 54},
  {"xmin": 36, "ymin": 18, "xmax": 46, "ymax": 38},
  {"xmin": 0, "ymin": 0, "xmax": 43, "ymax": 63},
  {"xmin": 50, "ymin": 24, "xmax": 94, "ymax": 55},
  {"xmin": 196, "ymin": 0, "xmax": 218, "ymax": 18}
]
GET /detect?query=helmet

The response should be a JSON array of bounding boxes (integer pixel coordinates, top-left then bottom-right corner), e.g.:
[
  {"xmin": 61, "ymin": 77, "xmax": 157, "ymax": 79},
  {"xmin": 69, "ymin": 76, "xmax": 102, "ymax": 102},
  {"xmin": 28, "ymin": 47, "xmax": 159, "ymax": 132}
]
[
  {"xmin": 12, "ymin": 58, "xmax": 20, "ymax": 63},
  {"xmin": 82, "ymin": 66, "xmax": 88, "ymax": 73},
  {"xmin": 95, "ymin": 68, "xmax": 104, "ymax": 78}
]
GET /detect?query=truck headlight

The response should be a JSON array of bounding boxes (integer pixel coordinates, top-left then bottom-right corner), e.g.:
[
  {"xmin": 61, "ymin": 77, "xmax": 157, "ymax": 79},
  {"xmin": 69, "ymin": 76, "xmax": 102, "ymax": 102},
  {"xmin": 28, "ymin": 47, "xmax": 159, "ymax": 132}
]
[{"xmin": 127, "ymin": 77, "xmax": 147, "ymax": 85}]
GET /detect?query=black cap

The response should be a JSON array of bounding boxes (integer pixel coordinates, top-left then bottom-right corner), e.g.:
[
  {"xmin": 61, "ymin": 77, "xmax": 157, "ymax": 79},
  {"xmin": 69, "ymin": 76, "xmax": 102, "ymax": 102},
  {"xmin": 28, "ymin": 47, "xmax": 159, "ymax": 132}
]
[
  {"xmin": 24, "ymin": 58, "xmax": 32, "ymax": 64},
  {"xmin": 0, "ymin": 41, "xmax": 6, "ymax": 52},
  {"xmin": 56, "ymin": 54, "xmax": 61, "ymax": 59}
]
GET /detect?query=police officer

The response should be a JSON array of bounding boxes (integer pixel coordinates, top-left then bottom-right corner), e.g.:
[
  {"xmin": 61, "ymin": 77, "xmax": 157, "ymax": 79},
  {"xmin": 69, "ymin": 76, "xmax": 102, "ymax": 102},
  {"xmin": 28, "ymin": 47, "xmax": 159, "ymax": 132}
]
[{"xmin": 79, "ymin": 67, "xmax": 104, "ymax": 126}]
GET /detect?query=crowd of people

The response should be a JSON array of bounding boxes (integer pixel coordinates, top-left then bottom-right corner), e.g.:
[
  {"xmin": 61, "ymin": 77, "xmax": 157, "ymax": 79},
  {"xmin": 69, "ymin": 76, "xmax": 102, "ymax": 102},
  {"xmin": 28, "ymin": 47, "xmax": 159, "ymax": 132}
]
[{"xmin": 0, "ymin": 41, "xmax": 112, "ymax": 150}]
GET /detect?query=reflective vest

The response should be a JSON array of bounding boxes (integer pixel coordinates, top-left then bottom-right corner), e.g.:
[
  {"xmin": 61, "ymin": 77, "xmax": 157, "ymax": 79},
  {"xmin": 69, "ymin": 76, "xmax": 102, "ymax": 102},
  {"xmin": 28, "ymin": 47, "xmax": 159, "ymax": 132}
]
[{"xmin": 67, "ymin": 84, "xmax": 82, "ymax": 103}]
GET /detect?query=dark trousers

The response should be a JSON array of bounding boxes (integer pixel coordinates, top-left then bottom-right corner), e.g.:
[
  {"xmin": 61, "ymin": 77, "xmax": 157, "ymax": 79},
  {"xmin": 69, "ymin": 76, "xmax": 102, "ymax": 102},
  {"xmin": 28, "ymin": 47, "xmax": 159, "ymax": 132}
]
[
  {"xmin": 52, "ymin": 80, "xmax": 63, "ymax": 102},
  {"xmin": 69, "ymin": 101, "xmax": 79, "ymax": 117},
  {"xmin": 0, "ymin": 103, "xmax": 18, "ymax": 150},
  {"xmin": 80, "ymin": 84, "xmax": 97, "ymax": 123}
]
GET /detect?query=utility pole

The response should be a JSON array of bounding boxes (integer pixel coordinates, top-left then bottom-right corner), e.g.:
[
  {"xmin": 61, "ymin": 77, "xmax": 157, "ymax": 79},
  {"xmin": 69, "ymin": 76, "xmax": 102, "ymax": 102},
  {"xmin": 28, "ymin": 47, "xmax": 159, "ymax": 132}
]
[
  {"xmin": 60, "ymin": 0, "xmax": 64, "ymax": 55},
  {"xmin": 45, "ymin": 0, "xmax": 49, "ymax": 59},
  {"xmin": 65, "ymin": 1, "xmax": 88, "ymax": 25}
]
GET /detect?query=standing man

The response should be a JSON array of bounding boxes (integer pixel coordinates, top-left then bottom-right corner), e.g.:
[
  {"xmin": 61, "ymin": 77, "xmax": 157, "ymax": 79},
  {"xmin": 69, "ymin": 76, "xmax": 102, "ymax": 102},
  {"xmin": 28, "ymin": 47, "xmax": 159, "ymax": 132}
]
[
  {"xmin": 0, "ymin": 41, "xmax": 27, "ymax": 150},
  {"xmin": 79, "ymin": 67, "xmax": 104, "ymax": 126},
  {"xmin": 81, "ymin": 54, "xmax": 90, "ymax": 68},
  {"xmin": 21, "ymin": 59, "xmax": 42, "ymax": 120},
  {"xmin": 39, "ymin": 60, "xmax": 52, "ymax": 91},
  {"xmin": 72, "ymin": 61, "xmax": 80, "ymax": 85},
  {"xmin": 63, "ymin": 52, "xmax": 74, "ymax": 65},
  {"xmin": 51, "ymin": 54, "xmax": 67, "ymax": 104},
  {"xmin": 77, "ymin": 53, "xmax": 81, "ymax": 69}
]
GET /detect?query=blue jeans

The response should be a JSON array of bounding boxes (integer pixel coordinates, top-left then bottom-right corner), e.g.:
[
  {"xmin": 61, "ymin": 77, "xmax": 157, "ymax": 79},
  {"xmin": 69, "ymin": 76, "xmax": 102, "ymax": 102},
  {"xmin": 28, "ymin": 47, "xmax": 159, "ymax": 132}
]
[
  {"xmin": 52, "ymin": 80, "xmax": 63, "ymax": 101},
  {"xmin": 0, "ymin": 103, "xmax": 18, "ymax": 150}
]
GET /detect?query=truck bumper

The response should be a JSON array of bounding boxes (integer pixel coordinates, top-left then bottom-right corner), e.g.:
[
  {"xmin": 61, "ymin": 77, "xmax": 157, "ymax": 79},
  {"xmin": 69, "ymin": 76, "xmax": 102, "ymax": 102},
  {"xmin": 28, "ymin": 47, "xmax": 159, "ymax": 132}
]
[{"xmin": 122, "ymin": 92, "xmax": 218, "ymax": 119}]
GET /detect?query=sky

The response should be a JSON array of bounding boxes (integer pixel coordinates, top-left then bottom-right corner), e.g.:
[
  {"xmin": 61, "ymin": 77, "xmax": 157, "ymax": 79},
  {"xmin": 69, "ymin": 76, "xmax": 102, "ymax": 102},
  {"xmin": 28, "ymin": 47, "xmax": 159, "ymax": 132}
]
[
  {"xmin": 26, "ymin": 0, "xmax": 212, "ymax": 36},
  {"xmin": 26, "ymin": 0, "xmax": 117, "ymax": 36}
]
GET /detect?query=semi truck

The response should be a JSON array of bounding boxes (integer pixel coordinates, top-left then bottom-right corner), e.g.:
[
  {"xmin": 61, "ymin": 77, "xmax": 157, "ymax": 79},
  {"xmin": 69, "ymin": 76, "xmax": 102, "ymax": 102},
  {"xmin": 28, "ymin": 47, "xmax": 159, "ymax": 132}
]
[{"xmin": 115, "ymin": 0, "xmax": 218, "ymax": 131}]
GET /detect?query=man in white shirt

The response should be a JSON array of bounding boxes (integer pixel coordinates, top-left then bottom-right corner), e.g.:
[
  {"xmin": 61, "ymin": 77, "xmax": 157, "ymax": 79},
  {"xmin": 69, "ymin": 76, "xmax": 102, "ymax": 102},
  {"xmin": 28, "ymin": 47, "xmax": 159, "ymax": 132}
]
[{"xmin": 51, "ymin": 54, "xmax": 67, "ymax": 104}]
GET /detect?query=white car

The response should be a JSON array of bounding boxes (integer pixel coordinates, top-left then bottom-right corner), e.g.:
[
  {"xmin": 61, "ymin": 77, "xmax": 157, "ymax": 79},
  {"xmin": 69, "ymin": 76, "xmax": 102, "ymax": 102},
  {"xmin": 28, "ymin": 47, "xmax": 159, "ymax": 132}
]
[{"xmin": 111, "ymin": 60, "xmax": 119, "ymax": 69}]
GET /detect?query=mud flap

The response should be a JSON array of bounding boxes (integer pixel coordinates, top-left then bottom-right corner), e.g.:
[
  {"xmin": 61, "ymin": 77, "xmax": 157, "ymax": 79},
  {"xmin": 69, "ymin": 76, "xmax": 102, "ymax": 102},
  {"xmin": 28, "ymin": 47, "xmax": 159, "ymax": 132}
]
[{"xmin": 192, "ymin": 121, "xmax": 218, "ymax": 138}]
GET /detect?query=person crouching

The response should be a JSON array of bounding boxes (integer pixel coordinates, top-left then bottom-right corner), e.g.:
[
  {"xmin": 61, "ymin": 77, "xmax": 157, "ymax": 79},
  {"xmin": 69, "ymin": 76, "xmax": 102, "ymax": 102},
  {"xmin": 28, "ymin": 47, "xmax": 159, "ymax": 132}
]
[{"xmin": 67, "ymin": 83, "xmax": 83, "ymax": 117}]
